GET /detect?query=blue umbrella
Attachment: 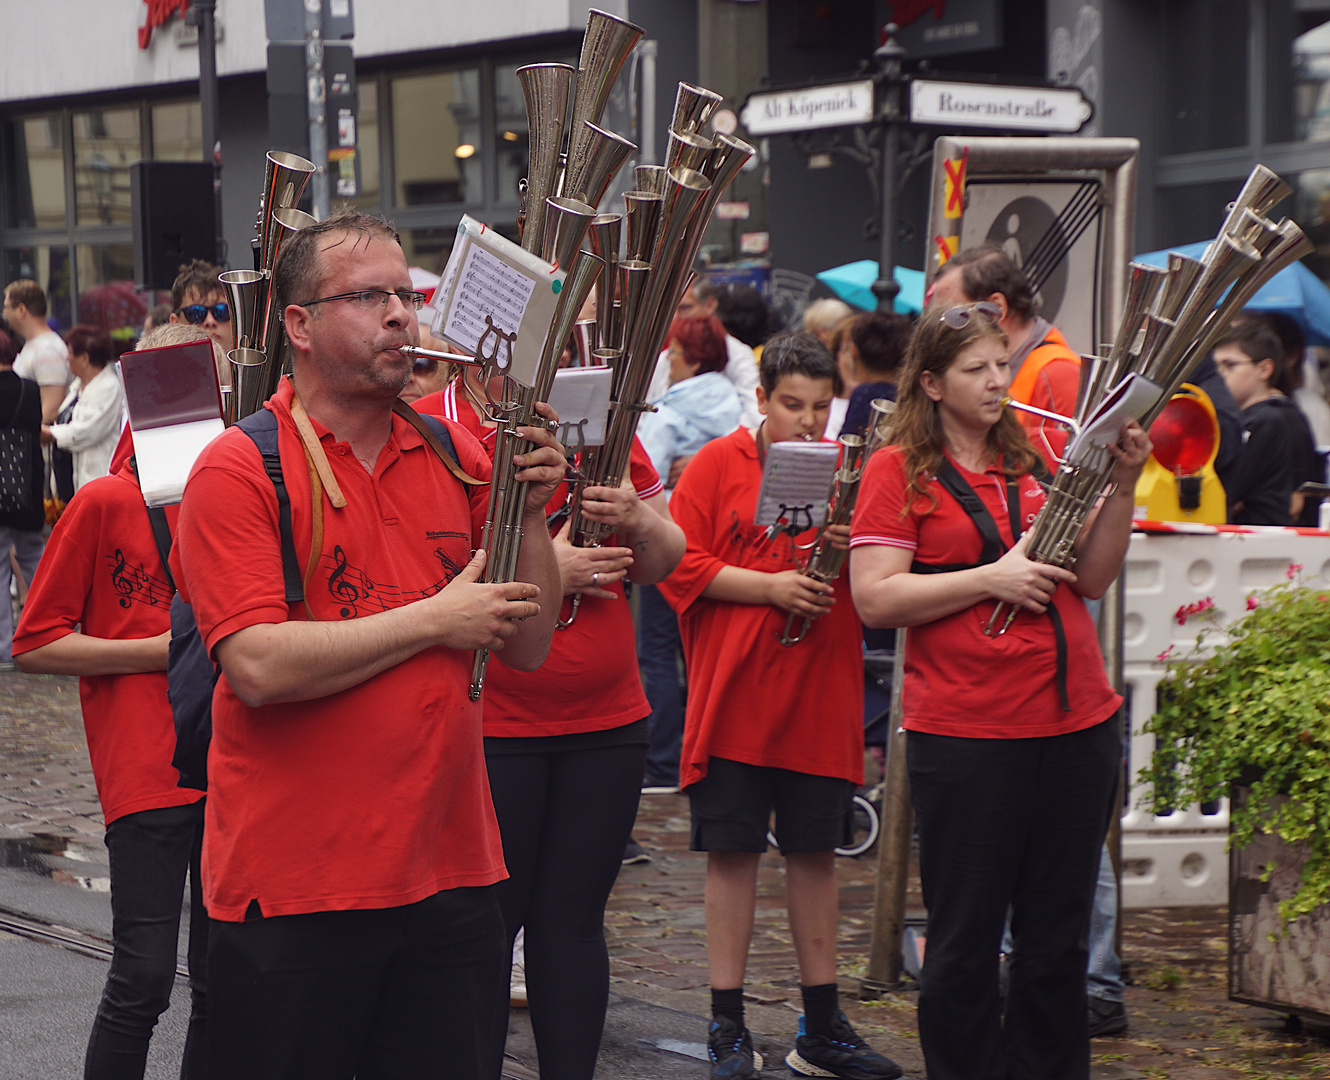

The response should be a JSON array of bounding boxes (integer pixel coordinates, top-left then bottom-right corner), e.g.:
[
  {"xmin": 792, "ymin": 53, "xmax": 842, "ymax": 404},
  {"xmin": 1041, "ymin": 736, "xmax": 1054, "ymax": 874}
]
[
  {"xmin": 815, "ymin": 260, "xmax": 925, "ymax": 315},
  {"xmin": 1136, "ymin": 243, "xmax": 1330, "ymax": 346}
]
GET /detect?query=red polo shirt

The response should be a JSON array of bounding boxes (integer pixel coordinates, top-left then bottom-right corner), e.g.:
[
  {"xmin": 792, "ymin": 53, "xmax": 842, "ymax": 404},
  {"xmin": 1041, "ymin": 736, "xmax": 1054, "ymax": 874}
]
[
  {"xmin": 849, "ymin": 446, "xmax": 1119, "ymax": 739},
  {"xmin": 173, "ymin": 381, "xmax": 504, "ymax": 922}
]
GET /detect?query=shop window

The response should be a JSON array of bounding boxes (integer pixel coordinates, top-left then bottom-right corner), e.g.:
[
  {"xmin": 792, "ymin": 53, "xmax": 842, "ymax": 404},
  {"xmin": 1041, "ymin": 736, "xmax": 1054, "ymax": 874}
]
[
  {"xmin": 398, "ymin": 225, "xmax": 457, "ymax": 277},
  {"xmin": 3, "ymin": 244, "xmax": 73, "ymax": 330},
  {"xmin": 1292, "ymin": 169, "xmax": 1330, "ymax": 282},
  {"xmin": 1155, "ymin": 181, "xmax": 1248, "ymax": 250},
  {"xmin": 151, "ymin": 101, "xmax": 203, "ymax": 161},
  {"xmin": 354, "ymin": 80, "xmax": 380, "ymax": 211},
  {"xmin": 391, "ymin": 69, "xmax": 481, "ymax": 207},
  {"xmin": 1268, "ymin": 3, "xmax": 1330, "ymax": 144},
  {"xmin": 1162, "ymin": 0, "xmax": 1249, "ymax": 155},
  {"xmin": 75, "ymin": 242, "xmax": 142, "ymax": 337},
  {"xmin": 73, "ymin": 107, "xmax": 141, "ymax": 227},
  {"xmin": 3, "ymin": 115, "xmax": 65, "ymax": 230},
  {"xmin": 494, "ymin": 63, "xmax": 529, "ymax": 206}
]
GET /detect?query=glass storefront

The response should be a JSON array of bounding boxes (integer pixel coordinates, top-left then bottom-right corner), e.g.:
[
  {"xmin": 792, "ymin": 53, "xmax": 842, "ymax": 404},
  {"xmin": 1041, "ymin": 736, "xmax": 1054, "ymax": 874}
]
[
  {"xmin": 72, "ymin": 106, "xmax": 141, "ymax": 227},
  {"xmin": 391, "ymin": 69, "xmax": 481, "ymax": 207}
]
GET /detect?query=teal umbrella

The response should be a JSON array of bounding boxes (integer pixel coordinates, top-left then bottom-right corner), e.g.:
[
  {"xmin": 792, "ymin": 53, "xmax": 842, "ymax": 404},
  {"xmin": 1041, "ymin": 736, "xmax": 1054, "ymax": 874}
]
[{"xmin": 815, "ymin": 261, "xmax": 925, "ymax": 315}]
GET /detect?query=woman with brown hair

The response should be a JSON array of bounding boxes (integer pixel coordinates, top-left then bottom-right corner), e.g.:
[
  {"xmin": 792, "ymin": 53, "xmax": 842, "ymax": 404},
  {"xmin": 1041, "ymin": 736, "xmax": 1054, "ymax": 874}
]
[
  {"xmin": 848, "ymin": 301, "xmax": 1149, "ymax": 1080},
  {"xmin": 44, "ymin": 325, "xmax": 124, "ymax": 491}
]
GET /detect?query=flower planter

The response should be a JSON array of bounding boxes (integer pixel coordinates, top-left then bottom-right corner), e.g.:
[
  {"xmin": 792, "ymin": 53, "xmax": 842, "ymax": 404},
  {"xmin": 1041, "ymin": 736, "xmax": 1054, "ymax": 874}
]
[{"xmin": 1228, "ymin": 786, "xmax": 1330, "ymax": 1022}]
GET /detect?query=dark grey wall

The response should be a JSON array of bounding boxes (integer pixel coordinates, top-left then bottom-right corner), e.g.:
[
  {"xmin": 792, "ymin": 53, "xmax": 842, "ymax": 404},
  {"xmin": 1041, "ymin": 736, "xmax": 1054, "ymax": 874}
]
[
  {"xmin": 765, "ymin": 0, "xmax": 881, "ymax": 279},
  {"xmin": 218, "ymin": 73, "xmax": 270, "ymax": 272},
  {"xmin": 628, "ymin": 0, "xmax": 698, "ymax": 165}
]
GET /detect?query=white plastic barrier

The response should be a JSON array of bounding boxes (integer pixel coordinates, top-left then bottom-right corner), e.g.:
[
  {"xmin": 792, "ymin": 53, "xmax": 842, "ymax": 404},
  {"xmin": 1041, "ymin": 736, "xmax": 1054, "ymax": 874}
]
[{"xmin": 1120, "ymin": 525, "xmax": 1330, "ymax": 908}]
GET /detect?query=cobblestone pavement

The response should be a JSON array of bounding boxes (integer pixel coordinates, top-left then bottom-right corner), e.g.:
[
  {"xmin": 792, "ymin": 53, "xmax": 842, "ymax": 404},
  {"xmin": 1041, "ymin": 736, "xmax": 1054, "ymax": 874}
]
[
  {"xmin": 0, "ymin": 671, "xmax": 103, "ymax": 842},
  {"xmin": 3, "ymin": 669, "xmax": 1330, "ymax": 1077}
]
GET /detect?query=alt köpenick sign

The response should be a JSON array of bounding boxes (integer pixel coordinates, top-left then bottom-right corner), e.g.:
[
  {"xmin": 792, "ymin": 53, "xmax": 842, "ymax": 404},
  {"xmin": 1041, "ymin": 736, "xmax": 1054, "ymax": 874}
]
[{"xmin": 740, "ymin": 80, "xmax": 876, "ymax": 136}]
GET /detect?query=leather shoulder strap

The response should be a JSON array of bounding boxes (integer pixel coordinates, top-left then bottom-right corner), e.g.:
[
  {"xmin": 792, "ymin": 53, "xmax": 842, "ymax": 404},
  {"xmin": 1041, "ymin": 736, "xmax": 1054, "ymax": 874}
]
[{"xmin": 393, "ymin": 399, "xmax": 488, "ymax": 487}]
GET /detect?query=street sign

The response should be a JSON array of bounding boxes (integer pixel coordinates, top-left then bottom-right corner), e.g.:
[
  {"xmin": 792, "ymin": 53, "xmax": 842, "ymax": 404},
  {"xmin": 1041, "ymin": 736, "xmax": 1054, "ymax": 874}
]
[
  {"xmin": 910, "ymin": 79, "xmax": 1092, "ymax": 133},
  {"xmin": 740, "ymin": 80, "xmax": 875, "ymax": 136}
]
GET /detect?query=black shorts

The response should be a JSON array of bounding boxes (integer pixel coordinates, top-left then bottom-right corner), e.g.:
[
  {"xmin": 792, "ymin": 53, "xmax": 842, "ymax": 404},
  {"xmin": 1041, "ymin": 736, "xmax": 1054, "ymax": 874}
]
[{"xmin": 687, "ymin": 757, "xmax": 856, "ymax": 855}]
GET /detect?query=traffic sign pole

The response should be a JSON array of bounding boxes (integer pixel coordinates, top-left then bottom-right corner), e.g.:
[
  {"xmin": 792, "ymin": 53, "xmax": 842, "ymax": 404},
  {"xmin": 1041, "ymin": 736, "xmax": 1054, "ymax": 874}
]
[{"xmin": 871, "ymin": 26, "xmax": 904, "ymax": 314}]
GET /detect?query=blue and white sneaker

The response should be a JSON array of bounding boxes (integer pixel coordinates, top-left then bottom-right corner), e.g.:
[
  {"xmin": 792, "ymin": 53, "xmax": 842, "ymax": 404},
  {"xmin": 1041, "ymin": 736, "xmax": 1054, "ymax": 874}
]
[
  {"xmin": 707, "ymin": 1015, "xmax": 763, "ymax": 1078},
  {"xmin": 785, "ymin": 1012, "xmax": 902, "ymax": 1080}
]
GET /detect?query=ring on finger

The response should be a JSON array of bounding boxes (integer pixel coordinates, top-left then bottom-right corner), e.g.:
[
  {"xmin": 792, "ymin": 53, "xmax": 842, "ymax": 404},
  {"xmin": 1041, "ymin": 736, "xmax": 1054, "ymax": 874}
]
[{"xmin": 592, "ymin": 571, "xmax": 600, "ymax": 586}]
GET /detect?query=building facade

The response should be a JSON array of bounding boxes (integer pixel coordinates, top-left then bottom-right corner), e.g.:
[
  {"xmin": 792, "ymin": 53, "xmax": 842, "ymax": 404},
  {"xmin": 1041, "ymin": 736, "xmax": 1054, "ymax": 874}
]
[{"xmin": 4, "ymin": 0, "xmax": 1330, "ymax": 338}]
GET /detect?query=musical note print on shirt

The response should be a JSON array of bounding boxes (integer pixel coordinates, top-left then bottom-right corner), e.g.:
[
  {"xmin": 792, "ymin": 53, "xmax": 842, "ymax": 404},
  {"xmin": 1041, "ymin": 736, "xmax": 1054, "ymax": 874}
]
[
  {"xmin": 726, "ymin": 511, "xmax": 798, "ymax": 568},
  {"xmin": 106, "ymin": 549, "xmax": 173, "ymax": 609},
  {"xmin": 321, "ymin": 544, "xmax": 457, "ymax": 619}
]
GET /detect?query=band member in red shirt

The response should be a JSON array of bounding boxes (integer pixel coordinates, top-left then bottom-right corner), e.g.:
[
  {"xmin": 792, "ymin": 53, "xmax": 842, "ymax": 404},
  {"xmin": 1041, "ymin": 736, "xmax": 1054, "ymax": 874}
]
[
  {"xmin": 661, "ymin": 333, "xmax": 900, "ymax": 1080},
  {"xmin": 173, "ymin": 207, "xmax": 565, "ymax": 1080}
]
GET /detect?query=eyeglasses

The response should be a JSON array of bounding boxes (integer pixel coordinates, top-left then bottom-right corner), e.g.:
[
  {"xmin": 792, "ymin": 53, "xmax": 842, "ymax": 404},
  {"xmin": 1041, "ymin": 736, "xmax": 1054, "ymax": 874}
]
[
  {"xmin": 298, "ymin": 289, "xmax": 427, "ymax": 312},
  {"xmin": 1215, "ymin": 357, "xmax": 1258, "ymax": 374},
  {"xmin": 938, "ymin": 301, "xmax": 1002, "ymax": 329},
  {"xmin": 176, "ymin": 303, "xmax": 231, "ymax": 325}
]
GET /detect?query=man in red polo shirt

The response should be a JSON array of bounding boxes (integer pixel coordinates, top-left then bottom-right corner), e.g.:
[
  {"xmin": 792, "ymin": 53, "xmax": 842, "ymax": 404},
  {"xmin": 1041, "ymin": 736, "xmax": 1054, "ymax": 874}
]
[{"xmin": 172, "ymin": 206, "xmax": 565, "ymax": 1080}]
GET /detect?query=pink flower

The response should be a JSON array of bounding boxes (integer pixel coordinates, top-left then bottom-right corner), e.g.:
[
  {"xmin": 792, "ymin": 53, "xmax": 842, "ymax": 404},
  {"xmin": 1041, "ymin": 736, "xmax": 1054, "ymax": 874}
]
[
  {"xmin": 1157, "ymin": 645, "xmax": 1176, "ymax": 662},
  {"xmin": 1174, "ymin": 597, "xmax": 1218, "ymax": 625},
  {"xmin": 1246, "ymin": 595, "xmax": 1261, "ymax": 610},
  {"xmin": 1288, "ymin": 562, "xmax": 1304, "ymax": 580}
]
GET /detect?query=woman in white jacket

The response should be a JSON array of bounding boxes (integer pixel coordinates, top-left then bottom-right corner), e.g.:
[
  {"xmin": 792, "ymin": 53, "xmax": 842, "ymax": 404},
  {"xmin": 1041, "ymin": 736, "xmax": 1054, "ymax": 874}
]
[
  {"xmin": 43, "ymin": 325, "xmax": 124, "ymax": 491},
  {"xmin": 638, "ymin": 315, "xmax": 742, "ymax": 490}
]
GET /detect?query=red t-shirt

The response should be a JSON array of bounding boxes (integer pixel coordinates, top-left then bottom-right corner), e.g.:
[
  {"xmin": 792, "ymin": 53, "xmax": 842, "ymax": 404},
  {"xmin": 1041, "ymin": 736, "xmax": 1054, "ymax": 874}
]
[
  {"xmin": 484, "ymin": 439, "xmax": 662, "ymax": 737},
  {"xmin": 659, "ymin": 427, "xmax": 864, "ymax": 789},
  {"xmin": 414, "ymin": 382, "xmax": 665, "ymax": 737},
  {"xmin": 849, "ymin": 446, "xmax": 1120, "ymax": 739},
  {"xmin": 12, "ymin": 463, "xmax": 203, "ymax": 825},
  {"xmin": 173, "ymin": 381, "xmax": 504, "ymax": 922}
]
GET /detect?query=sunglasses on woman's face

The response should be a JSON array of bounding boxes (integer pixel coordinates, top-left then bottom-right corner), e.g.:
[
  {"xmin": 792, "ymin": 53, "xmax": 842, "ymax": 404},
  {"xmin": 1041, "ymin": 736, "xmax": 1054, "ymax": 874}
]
[
  {"xmin": 176, "ymin": 303, "xmax": 231, "ymax": 325},
  {"xmin": 412, "ymin": 356, "xmax": 439, "ymax": 374},
  {"xmin": 938, "ymin": 301, "xmax": 1002, "ymax": 329}
]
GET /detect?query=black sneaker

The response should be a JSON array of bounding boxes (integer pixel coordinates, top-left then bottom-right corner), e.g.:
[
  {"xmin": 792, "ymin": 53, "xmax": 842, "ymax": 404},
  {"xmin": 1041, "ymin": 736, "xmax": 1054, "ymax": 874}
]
[
  {"xmin": 621, "ymin": 838, "xmax": 652, "ymax": 865},
  {"xmin": 707, "ymin": 1015, "xmax": 763, "ymax": 1079},
  {"xmin": 786, "ymin": 1012, "xmax": 902, "ymax": 1080},
  {"xmin": 1087, "ymin": 995, "xmax": 1128, "ymax": 1037}
]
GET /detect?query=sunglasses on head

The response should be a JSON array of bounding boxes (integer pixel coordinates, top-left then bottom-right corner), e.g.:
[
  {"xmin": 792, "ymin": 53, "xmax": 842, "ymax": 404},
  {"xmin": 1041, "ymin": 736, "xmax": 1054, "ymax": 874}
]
[
  {"xmin": 938, "ymin": 301, "xmax": 1001, "ymax": 329},
  {"xmin": 176, "ymin": 303, "xmax": 231, "ymax": 325}
]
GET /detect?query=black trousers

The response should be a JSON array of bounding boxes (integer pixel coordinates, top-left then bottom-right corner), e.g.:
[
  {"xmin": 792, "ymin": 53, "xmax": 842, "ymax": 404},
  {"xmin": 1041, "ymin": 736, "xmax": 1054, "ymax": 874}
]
[
  {"xmin": 207, "ymin": 886, "xmax": 506, "ymax": 1080},
  {"xmin": 484, "ymin": 726, "xmax": 647, "ymax": 1080},
  {"xmin": 907, "ymin": 718, "xmax": 1120, "ymax": 1080},
  {"xmin": 86, "ymin": 799, "xmax": 206, "ymax": 1080}
]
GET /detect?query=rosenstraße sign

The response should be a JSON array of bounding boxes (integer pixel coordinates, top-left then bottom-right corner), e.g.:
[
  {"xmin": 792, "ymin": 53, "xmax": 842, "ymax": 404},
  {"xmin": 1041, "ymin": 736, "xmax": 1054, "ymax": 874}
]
[{"xmin": 910, "ymin": 79, "xmax": 1093, "ymax": 133}]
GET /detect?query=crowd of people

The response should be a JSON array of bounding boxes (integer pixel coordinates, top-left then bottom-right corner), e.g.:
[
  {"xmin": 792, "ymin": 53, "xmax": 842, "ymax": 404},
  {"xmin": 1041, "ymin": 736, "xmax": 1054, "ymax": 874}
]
[{"xmin": 1, "ymin": 225, "xmax": 1328, "ymax": 1080}]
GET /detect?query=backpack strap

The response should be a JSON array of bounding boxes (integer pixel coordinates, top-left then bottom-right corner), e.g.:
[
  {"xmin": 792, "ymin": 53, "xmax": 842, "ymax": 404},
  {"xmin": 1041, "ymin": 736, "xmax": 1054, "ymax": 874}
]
[
  {"xmin": 393, "ymin": 399, "xmax": 488, "ymax": 486},
  {"xmin": 146, "ymin": 505, "xmax": 176, "ymax": 593},
  {"xmin": 911, "ymin": 459, "xmax": 1070, "ymax": 712},
  {"xmin": 236, "ymin": 410, "xmax": 305, "ymax": 605}
]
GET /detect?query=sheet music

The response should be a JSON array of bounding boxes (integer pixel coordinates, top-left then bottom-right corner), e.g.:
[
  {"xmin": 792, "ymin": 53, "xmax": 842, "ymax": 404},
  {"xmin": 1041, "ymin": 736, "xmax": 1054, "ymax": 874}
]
[
  {"xmin": 430, "ymin": 217, "xmax": 566, "ymax": 389},
  {"xmin": 134, "ymin": 418, "xmax": 226, "ymax": 507},
  {"xmin": 442, "ymin": 245, "xmax": 535, "ymax": 355},
  {"xmin": 546, "ymin": 367, "xmax": 613, "ymax": 447},
  {"xmin": 1065, "ymin": 372, "xmax": 1162, "ymax": 464},
  {"xmin": 754, "ymin": 440, "xmax": 841, "ymax": 529}
]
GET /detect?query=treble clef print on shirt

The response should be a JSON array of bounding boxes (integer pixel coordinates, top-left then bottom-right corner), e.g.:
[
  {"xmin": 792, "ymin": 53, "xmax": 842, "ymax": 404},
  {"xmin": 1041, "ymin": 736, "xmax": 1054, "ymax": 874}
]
[
  {"xmin": 327, "ymin": 545, "xmax": 360, "ymax": 618},
  {"xmin": 110, "ymin": 549, "xmax": 134, "ymax": 608}
]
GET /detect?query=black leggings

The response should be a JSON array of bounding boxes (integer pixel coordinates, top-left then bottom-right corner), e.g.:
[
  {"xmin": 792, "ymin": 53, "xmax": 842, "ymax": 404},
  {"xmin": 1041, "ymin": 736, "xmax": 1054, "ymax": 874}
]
[{"xmin": 484, "ymin": 723, "xmax": 647, "ymax": 1080}]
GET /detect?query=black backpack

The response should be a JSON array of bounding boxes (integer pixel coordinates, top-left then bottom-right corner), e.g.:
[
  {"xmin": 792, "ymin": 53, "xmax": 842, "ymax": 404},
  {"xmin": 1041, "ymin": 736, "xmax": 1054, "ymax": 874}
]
[{"xmin": 149, "ymin": 407, "xmax": 466, "ymax": 791}]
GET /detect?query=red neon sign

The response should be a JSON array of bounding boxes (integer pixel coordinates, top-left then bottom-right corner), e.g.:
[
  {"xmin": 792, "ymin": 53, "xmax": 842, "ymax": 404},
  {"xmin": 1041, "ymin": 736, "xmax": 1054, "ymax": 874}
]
[
  {"xmin": 139, "ymin": 0, "xmax": 191, "ymax": 49},
  {"xmin": 888, "ymin": 0, "xmax": 947, "ymax": 28}
]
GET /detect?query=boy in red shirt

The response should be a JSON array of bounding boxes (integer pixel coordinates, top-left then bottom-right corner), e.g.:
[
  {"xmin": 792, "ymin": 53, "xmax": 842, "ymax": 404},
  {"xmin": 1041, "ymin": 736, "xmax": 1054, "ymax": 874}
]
[
  {"xmin": 660, "ymin": 333, "xmax": 900, "ymax": 1080},
  {"xmin": 13, "ymin": 459, "xmax": 206, "ymax": 1079}
]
